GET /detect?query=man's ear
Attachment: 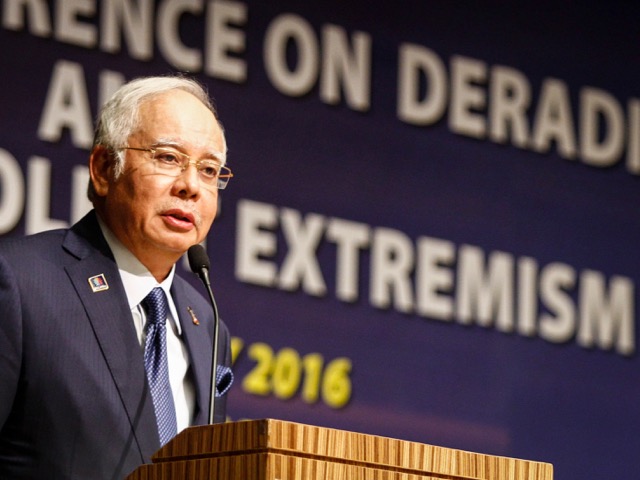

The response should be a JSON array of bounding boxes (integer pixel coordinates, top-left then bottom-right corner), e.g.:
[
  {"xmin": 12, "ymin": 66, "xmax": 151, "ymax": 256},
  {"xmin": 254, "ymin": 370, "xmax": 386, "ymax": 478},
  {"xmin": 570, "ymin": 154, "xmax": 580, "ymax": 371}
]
[{"xmin": 89, "ymin": 145, "xmax": 113, "ymax": 197}]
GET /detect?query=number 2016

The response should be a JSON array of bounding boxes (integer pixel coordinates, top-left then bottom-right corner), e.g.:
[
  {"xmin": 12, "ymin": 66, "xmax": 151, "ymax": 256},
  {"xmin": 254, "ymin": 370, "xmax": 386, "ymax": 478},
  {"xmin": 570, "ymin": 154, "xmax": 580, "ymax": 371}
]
[{"xmin": 238, "ymin": 341, "xmax": 352, "ymax": 409}]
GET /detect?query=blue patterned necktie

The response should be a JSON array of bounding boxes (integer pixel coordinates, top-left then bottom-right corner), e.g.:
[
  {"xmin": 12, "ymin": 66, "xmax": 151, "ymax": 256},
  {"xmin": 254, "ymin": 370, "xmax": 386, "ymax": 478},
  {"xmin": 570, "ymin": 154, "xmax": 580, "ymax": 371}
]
[{"xmin": 142, "ymin": 287, "xmax": 178, "ymax": 446}]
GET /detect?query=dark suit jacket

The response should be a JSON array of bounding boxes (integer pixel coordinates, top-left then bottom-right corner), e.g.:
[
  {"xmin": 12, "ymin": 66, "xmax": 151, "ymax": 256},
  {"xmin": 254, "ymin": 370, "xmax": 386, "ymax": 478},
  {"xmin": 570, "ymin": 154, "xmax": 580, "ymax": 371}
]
[{"xmin": 0, "ymin": 211, "xmax": 232, "ymax": 479}]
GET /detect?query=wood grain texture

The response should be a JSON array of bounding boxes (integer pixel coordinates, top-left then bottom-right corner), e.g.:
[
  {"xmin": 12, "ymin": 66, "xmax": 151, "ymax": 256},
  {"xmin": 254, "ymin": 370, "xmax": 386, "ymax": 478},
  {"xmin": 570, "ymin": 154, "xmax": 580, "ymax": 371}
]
[{"xmin": 127, "ymin": 419, "xmax": 553, "ymax": 480}]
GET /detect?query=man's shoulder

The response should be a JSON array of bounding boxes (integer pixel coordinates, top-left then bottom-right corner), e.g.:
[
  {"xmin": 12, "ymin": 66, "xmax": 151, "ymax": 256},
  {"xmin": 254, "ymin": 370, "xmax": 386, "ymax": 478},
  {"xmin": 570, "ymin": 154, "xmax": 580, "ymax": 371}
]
[
  {"xmin": 0, "ymin": 212, "xmax": 107, "ymax": 270},
  {"xmin": 0, "ymin": 229, "xmax": 67, "ymax": 262},
  {"xmin": 1, "ymin": 211, "xmax": 100, "ymax": 250}
]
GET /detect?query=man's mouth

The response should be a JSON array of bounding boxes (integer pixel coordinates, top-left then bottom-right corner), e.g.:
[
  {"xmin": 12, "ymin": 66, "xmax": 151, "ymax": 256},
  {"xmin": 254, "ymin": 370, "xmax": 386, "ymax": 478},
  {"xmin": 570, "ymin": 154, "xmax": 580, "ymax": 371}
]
[{"xmin": 162, "ymin": 209, "xmax": 196, "ymax": 229}]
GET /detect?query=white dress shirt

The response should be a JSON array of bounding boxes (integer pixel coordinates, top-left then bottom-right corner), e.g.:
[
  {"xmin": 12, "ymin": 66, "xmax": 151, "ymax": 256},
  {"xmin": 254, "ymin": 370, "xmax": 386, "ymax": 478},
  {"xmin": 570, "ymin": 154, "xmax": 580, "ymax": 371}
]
[{"xmin": 98, "ymin": 220, "xmax": 195, "ymax": 433}]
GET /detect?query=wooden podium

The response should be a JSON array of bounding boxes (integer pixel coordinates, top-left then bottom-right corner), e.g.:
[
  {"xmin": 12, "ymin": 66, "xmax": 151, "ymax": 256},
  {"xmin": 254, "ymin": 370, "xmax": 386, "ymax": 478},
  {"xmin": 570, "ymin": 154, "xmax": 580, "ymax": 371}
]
[{"xmin": 126, "ymin": 419, "xmax": 553, "ymax": 480}]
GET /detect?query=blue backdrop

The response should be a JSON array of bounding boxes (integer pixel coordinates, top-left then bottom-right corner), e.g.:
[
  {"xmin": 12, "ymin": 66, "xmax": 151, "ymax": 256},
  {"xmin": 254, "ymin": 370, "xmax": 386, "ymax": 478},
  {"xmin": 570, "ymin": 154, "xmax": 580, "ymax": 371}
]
[{"xmin": 1, "ymin": 2, "xmax": 639, "ymax": 479}]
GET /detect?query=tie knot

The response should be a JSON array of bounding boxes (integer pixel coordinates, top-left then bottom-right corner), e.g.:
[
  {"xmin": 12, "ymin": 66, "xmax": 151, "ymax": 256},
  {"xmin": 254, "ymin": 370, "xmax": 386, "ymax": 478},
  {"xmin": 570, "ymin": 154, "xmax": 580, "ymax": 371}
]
[{"xmin": 142, "ymin": 287, "xmax": 169, "ymax": 326}]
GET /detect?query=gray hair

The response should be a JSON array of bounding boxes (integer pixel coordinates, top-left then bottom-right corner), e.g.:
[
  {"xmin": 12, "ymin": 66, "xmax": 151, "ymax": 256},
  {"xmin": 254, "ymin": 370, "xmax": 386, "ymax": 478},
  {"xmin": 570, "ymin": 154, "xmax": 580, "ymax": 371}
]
[{"xmin": 88, "ymin": 75, "xmax": 225, "ymax": 201}]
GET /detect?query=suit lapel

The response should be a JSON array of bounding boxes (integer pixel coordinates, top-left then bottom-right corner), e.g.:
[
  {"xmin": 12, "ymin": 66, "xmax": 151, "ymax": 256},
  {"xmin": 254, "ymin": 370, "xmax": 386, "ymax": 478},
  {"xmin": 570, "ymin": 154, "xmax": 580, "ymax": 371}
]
[
  {"xmin": 62, "ymin": 212, "xmax": 160, "ymax": 459},
  {"xmin": 171, "ymin": 280, "xmax": 213, "ymax": 425}
]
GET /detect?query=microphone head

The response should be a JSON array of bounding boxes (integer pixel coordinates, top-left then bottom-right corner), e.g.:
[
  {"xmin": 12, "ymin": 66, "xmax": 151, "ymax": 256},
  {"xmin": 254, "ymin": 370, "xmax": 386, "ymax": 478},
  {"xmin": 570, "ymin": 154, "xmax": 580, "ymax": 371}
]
[{"xmin": 188, "ymin": 244, "xmax": 211, "ymax": 273}]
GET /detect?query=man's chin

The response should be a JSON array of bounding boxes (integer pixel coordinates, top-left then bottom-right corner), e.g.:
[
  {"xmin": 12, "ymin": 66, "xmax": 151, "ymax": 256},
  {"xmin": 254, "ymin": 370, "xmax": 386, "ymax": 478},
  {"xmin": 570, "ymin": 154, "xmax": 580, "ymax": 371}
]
[{"xmin": 157, "ymin": 234, "xmax": 203, "ymax": 256}]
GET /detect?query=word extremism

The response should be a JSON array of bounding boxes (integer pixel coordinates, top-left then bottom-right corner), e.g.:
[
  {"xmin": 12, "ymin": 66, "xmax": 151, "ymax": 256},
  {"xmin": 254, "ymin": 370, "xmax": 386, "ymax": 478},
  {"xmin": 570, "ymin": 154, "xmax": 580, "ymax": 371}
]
[
  {"xmin": 237, "ymin": 200, "xmax": 634, "ymax": 357},
  {"xmin": 3, "ymin": 0, "xmax": 639, "ymax": 173}
]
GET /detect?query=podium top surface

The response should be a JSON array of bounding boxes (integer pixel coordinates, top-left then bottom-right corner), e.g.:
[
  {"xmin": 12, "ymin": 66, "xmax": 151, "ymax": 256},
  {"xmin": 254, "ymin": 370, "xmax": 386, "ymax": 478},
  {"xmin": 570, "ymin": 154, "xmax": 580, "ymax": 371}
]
[{"xmin": 152, "ymin": 419, "xmax": 553, "ymax": 480}]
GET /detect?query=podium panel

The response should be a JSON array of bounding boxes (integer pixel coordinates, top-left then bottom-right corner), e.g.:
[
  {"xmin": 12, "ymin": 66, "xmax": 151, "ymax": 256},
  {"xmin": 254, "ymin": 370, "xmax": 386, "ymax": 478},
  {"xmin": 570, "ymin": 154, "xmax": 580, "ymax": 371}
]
[{"xmin": 126, "ymin": 419, "xmax": 553, "ymax": 480}]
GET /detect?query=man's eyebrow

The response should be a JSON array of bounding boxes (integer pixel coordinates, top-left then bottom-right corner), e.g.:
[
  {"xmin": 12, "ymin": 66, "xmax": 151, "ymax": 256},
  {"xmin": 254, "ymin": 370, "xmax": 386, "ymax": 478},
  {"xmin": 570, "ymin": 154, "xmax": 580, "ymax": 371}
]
[
  {"xmin": 151, "ymin": 139, "xmax": 226, "ymax": 162},
  {"xmin": 204, "ymin": 151, "xmax": 226, "ymax": 162},
  {"xmin": 150, "ymin": 138, "xmax": 182, "ymax": 148},
  {"xmin": 148, "ymin": 139, "xmax": 181, "ymax": 149}
]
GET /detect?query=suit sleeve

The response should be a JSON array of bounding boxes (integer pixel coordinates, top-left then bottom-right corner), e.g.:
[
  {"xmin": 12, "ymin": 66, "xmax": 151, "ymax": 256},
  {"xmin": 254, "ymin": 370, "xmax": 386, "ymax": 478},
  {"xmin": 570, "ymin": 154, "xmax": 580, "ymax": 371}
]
[{"xmin": 0, "ymin": 255, "xmax": 23, "ymax": 429}]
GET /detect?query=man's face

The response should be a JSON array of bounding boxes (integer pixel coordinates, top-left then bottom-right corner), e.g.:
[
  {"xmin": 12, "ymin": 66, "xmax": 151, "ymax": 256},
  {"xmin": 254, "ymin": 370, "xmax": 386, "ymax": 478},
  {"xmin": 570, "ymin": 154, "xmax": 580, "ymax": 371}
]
[{"xmin": 95, "ymin": 89, "xmax": 225, "ymax": 277}]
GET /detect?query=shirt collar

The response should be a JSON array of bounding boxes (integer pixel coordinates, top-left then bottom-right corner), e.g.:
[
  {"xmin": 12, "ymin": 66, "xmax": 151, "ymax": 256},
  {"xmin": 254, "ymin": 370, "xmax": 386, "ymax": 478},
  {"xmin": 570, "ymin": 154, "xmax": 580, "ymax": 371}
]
[{"xmin": 97, "ymin": 217, "xmax": 181, "ymax": 333}]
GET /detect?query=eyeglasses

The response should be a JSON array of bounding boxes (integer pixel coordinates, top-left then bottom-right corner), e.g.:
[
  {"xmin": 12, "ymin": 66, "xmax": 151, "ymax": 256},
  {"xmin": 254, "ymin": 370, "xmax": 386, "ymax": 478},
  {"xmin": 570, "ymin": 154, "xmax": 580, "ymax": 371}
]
[{"xmin": 118, "ymin": 146, "xmax": 233, "ymax": 190}]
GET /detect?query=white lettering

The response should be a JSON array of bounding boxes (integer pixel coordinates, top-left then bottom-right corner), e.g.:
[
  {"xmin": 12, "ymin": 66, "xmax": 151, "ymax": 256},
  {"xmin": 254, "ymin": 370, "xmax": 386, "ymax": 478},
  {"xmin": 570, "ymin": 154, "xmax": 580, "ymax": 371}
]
[
  {"xmin": 517, "ymin": 256, "xmax": 538, "ymax": 336},
  {"xmin": 538, "ymin": 262, "xmax": 576, "ymax": 343},
  {"xmin": 2, "ymin": 0, "xmax": 51, "ymax": 36},
  {"xmin": 627, "ymin": 99, "xmax": 640, "ymax": 174},
  {"xmin": 235, "ymin": 199, "xmax": 278, "ymax": 287},
  {"xmin": 0, "ymin": 149, "xmax": 25, "ymax": 234},
  {"xmin": 205, "ymin": 0, "xmax": 248, "ymax": 82},
  {"xmin": 55, "ymin": 0, "xmax": 97, "ymax": 48},
  {"xmin": 455, "ymin": 246, "xmax": 514, "ymax": 332},
  {"xmin": 449, "ymin": 55, "xmax": 487, "ymax": 139},
  {"xmin": 577, "ymin": 271, "xmax": 635, "ymax": 355},
  {"xmin": 278, "ymin": 208, "xmax": 327, "ymax": 296},
  {"xmin": 326, "ymin": 218, "xmax": 370, "ymax": 303},
  {"xmin": 531, "ymin": 79, "xmax": 578, "ymax": 159},
  {"xmin": 396, "ymin": 43, "xmax": 447, "ymax": 126},
  {"xmin": 157, "ymin": 0, "xmax": 203, "ymax": 71},
  {"xmin": 579, "ymin": 87, "xmax": 624, "ymax": 167},
  {"xmin": 415, "ymin": 236, "xmax": 455, "ymax": 321},
  {"xmin": 489, "ymin": 65, "xmax": 531, "ymax": 148},
  {"xmin": 25, "ymin": 157, "xmax": 68, "ymax": 234},
  {"xmin": 320, "ymin": 25, "xmax": 371, "ymax": 111},
  {"xmin": 370, "ymin": 227, "xmax": 414, "ymax": 313},
  {"xmin": 232, "ymin": 199, "xmax": 635, "ymax": 356},
  {"xmin": 101, "ymin": 0, "xmax": 153, "ymax": 60},
  {"xmin": 38, "ymin": 60, "xmax": 94, "ymax": 148},
  {"xmin": 264, "ymin": 13, "xmax": 318, "ymax": 97}
]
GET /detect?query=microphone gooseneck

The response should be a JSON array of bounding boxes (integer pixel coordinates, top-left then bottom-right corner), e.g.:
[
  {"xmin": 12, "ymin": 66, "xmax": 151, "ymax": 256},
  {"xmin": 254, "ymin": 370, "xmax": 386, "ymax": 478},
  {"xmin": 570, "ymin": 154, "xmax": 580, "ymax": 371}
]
[{"xmin": 187, "ymin": 244, "xmax": 220, "ymax": 425}]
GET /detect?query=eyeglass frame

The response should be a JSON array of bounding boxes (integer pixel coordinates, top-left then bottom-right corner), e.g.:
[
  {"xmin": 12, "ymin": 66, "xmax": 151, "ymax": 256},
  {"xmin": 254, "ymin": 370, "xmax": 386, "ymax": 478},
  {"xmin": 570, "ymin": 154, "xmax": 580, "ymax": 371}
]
[{"xmin": 116, "ymin": 145, "xmax": 233, "ymax": 190}]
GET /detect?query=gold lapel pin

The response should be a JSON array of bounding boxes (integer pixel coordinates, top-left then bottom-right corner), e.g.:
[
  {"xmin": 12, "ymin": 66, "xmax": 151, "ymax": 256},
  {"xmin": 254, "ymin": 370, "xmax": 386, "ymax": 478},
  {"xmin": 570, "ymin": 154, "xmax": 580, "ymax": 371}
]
[{"xmin": 187, "ymin": 306, "xmax": 200, "ymax": 325}]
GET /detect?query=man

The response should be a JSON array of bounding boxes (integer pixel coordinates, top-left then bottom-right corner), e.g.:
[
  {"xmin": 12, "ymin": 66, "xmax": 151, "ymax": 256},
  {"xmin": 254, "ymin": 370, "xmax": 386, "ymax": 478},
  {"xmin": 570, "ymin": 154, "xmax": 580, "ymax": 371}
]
[{"xmin": 0, "ymin": 76, "xmax": 234, "ymax": 479}]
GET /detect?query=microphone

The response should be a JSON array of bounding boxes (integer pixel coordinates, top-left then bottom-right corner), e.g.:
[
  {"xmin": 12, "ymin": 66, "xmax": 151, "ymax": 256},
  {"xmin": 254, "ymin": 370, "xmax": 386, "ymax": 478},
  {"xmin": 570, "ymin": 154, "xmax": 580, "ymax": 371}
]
[{"xmin": 187, "ymin": 244, "xmax": 220, "ymax": 425}]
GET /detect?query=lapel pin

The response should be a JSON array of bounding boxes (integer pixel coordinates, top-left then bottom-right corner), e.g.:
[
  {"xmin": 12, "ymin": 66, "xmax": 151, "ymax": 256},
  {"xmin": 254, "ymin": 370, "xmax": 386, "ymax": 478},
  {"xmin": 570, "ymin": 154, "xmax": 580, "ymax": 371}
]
[
  {"xmin": 187, "ymin": 306, "xmax": 200, "ymax": 325},
  {"xmin": 88, "ymin": 274, "xmax": 109, "ymax": 292}
]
